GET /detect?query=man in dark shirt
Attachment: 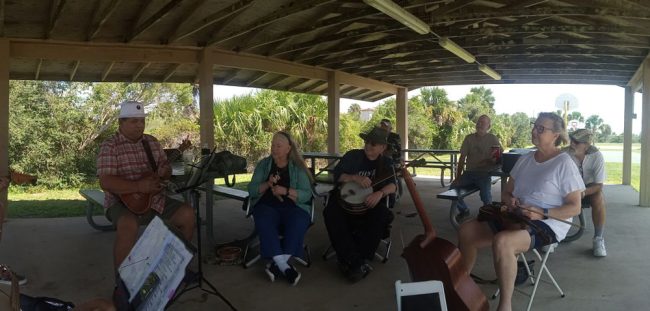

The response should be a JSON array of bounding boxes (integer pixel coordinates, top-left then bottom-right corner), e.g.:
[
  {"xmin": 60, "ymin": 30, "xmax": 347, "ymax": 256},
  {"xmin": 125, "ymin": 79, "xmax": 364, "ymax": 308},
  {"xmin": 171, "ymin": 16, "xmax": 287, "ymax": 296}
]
[{"xmin": 323, "ymin": 127, "xmax": 397, "ymax": 283}]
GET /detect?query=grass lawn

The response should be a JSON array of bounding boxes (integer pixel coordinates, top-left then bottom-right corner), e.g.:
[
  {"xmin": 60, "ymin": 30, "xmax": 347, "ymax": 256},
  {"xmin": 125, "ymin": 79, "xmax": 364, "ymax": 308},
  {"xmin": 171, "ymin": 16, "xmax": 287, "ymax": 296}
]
[{"xmin": 7, "ymin": 175, "xmax": 254, "ymax": 218}]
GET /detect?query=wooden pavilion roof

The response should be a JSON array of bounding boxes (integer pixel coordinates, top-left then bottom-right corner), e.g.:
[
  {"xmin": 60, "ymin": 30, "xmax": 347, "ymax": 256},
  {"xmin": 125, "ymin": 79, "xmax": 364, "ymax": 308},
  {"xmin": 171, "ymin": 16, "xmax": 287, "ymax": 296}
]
[{"xmin": 6, "ymin": 0, "xmax": 650, "ymax": 101}]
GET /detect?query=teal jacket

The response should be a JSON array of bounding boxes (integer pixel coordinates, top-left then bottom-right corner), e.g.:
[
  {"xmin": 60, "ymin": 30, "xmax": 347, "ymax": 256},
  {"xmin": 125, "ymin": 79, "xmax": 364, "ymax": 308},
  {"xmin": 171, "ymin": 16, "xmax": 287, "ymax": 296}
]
[{"xmin": 247, "ymin": 156, "xmax": 313, "ymax": 215}]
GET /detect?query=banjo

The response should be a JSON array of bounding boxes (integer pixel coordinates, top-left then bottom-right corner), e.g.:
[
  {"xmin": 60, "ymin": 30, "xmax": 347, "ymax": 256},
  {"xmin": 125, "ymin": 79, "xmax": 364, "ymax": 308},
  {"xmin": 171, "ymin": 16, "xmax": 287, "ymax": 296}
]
[{"xmin": 339, "ymin": 158, "xmax": 425, "ymax": 214}]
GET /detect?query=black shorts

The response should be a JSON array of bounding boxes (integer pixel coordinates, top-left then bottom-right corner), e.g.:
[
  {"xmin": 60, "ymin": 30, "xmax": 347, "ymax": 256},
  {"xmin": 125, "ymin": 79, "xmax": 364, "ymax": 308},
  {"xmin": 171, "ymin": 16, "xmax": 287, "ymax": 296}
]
[{"xmin": 487, "ymin": 219, "xmax": 558, "ymax": 249}]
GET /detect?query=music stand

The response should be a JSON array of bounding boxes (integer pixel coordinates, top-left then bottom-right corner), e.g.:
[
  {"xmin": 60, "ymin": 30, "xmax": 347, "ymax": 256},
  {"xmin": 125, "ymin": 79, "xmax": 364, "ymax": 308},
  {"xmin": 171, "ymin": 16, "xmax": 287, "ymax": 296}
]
[{"xmin": 170, "ymin": 149, "xmax": 237, "ymax": 310}]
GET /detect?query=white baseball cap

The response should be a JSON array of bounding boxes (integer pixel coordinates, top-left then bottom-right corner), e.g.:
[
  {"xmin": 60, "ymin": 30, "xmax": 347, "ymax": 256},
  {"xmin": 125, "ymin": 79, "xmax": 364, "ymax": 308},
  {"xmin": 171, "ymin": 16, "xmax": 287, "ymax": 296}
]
[{"xmin": 119, "ymin": 100, "xmax": 146, "ymax": 118}]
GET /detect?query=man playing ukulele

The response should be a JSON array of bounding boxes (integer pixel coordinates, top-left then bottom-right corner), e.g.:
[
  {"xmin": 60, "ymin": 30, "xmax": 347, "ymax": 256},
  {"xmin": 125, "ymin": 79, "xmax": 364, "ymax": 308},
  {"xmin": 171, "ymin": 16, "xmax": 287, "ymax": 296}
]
[{"xmin": 97, "ymin": 101, "xmax": 195, "ymax": 274}]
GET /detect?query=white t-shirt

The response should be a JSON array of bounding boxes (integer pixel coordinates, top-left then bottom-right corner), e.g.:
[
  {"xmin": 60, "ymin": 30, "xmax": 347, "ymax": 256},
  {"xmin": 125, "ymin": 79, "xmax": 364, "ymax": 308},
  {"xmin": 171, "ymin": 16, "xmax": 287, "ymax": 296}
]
[
  {"xmin": 566, "ymin": 150, "xmax": 606, "ymax": 185},
  {"xmin": 510, "ymin": 152, "xmax": 585, "ymax": 241}
]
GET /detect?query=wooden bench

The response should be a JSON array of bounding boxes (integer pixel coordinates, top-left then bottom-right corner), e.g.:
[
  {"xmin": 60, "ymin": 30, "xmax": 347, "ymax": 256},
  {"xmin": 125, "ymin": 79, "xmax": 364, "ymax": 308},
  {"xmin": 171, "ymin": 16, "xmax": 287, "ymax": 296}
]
[
  {"xmin": 436, "ymin": 176, "xmax": 501, "ymax": 229},
  {"xmin": 79, "ymin": 189, "xmax": 114, "ymax": 231}
]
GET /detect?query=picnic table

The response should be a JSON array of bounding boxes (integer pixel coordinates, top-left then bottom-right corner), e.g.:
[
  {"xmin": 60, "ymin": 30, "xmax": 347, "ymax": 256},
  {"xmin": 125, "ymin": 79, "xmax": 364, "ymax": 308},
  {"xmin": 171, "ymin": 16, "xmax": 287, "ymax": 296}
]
[
  {"xmin": 302, "ymin": 152, "xmax": 342, "ymax": 184},
  {"xmin": 402, "ymin": 149, "xmax": 460, "ymax": 187}
]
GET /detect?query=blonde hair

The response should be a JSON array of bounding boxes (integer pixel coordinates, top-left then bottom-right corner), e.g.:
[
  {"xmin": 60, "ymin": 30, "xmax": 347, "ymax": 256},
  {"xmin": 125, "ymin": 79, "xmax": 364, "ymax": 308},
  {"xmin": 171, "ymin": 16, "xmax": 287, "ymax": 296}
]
[
  {"xmin": 537, "ymin": 112, "xmax": 568, "ymax": 146},
  {"xmin": 275, "ymin": 131, "xmax": 314, "ymax": 183}
]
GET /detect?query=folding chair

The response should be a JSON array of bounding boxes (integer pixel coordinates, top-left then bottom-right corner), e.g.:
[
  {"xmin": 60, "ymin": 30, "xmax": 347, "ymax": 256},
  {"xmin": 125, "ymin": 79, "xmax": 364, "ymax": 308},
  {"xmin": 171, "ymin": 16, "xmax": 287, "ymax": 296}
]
[
  {"xmin": 395, "ymin": 280, "xmax": 448, "ymax": 311},
  {"xmin": 242, "ymin": 184, "xmax": 327, "ymax": 268},
  {"xmin": 492, "ymin": 243, "xmax": 565, "ymax": 311}
]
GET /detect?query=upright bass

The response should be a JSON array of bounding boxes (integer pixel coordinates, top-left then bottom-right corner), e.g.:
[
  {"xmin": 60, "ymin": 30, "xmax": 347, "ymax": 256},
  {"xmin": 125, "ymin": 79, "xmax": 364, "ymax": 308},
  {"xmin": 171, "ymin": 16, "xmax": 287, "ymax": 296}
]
[{"xmin": 400, "ymin": 167, "xmax": 488, "ymax": 311}]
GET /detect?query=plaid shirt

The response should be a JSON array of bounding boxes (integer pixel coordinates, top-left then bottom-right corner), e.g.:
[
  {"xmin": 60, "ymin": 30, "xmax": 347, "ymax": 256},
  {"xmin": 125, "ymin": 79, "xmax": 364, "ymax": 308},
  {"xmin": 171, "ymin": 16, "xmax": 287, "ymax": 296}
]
[{"xmin": 97, "ymin": 132, "xmax": 169, "ymax": 213}]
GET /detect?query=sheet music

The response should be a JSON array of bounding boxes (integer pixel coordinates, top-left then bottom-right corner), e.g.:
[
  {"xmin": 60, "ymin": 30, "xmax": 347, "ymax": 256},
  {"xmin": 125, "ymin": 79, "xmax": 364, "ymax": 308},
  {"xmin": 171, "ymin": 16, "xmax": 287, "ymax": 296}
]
[{"xmin": 118, "ymin": 216, "xmax": 193, "ymax": 310}]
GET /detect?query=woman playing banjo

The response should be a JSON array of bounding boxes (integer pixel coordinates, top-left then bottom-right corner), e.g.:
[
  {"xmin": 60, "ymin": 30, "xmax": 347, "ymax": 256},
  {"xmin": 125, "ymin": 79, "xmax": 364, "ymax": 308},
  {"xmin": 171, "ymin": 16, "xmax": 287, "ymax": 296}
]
[{"xmin": 323, "ymin": 126, "xmax": 397, "ymax": 283}]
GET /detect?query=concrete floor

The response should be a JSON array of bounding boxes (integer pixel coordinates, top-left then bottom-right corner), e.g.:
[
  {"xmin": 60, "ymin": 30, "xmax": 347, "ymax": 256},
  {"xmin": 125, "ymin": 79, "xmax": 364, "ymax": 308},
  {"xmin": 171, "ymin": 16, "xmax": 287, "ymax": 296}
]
[{"xmin": 0, "ymin": 178, "xmax": 648, "ymax": 310}]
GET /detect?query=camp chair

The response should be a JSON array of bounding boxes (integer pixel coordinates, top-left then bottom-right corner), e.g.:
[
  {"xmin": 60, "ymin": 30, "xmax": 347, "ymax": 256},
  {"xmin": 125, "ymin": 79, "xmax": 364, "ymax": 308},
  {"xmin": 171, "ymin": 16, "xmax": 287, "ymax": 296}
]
[{"xmin": 492, "ymin": 243, "xmax": 565, "ymax": 311}]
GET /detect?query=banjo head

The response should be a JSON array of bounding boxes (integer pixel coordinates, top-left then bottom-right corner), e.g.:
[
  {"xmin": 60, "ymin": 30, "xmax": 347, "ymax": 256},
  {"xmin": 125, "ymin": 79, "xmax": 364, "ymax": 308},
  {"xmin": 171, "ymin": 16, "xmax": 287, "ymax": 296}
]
[{"xmin": 339, "ymin": 182, "xmax": 373, "ymax": 214}]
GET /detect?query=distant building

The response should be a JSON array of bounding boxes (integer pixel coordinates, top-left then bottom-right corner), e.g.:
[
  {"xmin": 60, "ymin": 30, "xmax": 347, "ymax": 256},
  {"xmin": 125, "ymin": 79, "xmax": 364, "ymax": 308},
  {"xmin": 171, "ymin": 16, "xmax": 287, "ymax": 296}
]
[{"xmin": 360, "ymin": 108, "xmax": 374, "ymax": 122}]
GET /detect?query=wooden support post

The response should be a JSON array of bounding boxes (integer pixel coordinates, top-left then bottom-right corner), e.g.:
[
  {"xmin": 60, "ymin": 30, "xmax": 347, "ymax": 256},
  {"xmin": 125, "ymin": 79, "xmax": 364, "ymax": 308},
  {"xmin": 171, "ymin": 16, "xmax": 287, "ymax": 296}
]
[
  {"xmin": 396, "ymin": 87, "xmax": 408, "ymax": 158},
  {"xmin": 623, "ymin": 86, "xmax": 634, "ymax": 186},
  {"xmin": 327, "ymin": 71, "xmax": 340, "ymax": 154}
]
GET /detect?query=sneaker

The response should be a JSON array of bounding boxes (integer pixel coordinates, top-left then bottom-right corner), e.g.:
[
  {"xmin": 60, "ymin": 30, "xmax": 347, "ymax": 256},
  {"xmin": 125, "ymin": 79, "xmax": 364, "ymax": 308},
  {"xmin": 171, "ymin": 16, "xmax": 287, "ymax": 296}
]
[
  {"xmin": 284, "ymin": 265, "xmax": 301, "ymax": 286},
  {"xmin": 593, "ymin": 237, "xmax": 607, "ymax": 257},
  {"xmin": 0, "ymin": 265, "xmax": 27, "ymax": 286},
  {"xmin": 346, "ymin": 263, "xmax": 371, "ymax": 283},
  {"xmin": 265, "ymin": 262, "xmax": 283, "ymax": 282},
  {"xmin": 455, "ymin": 209, "xmax": 471, "ymax": 224}
]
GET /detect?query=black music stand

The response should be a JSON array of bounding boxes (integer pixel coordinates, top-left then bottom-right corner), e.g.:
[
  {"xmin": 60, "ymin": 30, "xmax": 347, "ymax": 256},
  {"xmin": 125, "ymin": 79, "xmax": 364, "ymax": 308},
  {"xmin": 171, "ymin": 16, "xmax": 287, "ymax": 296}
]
[{"xmin": 170, "ymin": 149, "xmax": 237, "ymax": 310}]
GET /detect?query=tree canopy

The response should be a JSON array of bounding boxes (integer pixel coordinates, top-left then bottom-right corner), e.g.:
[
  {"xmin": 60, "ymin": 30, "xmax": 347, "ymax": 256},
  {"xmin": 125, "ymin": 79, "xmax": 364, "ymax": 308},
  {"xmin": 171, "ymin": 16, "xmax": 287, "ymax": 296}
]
[{"xmin": 7, "ymin": 82, "xmax": 616, "ymax": 188}]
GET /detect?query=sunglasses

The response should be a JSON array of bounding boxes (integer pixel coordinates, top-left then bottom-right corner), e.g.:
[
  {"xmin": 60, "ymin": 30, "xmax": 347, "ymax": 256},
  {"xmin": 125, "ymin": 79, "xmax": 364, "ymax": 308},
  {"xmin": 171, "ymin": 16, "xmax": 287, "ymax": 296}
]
[
  {"xmin": 570, "ymin": 139, "xmax": 582, "ymax": 144},
  {"xmin": 364, "ymin": 140, "xmax": 378, "ymax": 147},
  {"xmin": 530, "ymin": 122, "xmax": 554, "ymax": 134}
]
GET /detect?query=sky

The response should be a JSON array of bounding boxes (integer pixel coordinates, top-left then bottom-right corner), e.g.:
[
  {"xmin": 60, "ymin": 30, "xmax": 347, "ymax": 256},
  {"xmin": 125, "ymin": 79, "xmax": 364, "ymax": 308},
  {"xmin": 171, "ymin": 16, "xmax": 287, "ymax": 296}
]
[{"xmin": 213, "ymin": 84, "xmax": 643, "ymax": 135}]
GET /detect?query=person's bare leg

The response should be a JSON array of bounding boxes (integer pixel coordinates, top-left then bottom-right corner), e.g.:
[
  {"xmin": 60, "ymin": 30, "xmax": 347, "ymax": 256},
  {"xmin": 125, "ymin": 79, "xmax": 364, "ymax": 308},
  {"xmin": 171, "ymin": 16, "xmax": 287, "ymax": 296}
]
[
  {"xmin": 493, "ymin": 230, "xmax": 530, "ymax": 311},
  {"xmin": 169, "ymin": 203, "xmax": 196, "ymax": 241},
  {"xmin": 114, "ymin": 213, "xmax": 139, "ymax": 270},
  {"xmin": 458, "ymin": 220, "xmax": 493, "ymax": 274},
  {"xmin": 590, "ymin": 191, "xmax": 606, "ymax": 236}
]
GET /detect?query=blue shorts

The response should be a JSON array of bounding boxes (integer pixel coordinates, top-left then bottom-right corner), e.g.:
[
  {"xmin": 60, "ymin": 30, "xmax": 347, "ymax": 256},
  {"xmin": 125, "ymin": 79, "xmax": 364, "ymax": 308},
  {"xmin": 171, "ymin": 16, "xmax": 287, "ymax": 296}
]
[{"xmin": 487, "ymin": 219, "xmax": 558, "ymax": 249}]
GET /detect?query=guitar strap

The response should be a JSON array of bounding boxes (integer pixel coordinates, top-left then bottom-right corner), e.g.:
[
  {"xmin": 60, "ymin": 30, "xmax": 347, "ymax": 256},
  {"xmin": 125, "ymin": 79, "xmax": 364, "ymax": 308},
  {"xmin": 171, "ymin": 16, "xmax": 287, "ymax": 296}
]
[{"xmin": 142, "ymin": 139, "xmax": 158, "ymax": 172}]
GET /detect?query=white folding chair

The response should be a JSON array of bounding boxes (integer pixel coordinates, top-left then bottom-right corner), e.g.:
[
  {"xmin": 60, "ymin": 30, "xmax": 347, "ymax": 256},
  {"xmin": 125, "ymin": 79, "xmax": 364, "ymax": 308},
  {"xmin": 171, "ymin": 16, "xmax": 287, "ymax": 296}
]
[
  {"xmin": 492, "ymin": 243, "xmax": 565, "ymax": 311},
  {"xmin": 395, "ymin": 280, "xmax": 448, "ymax": 311}
]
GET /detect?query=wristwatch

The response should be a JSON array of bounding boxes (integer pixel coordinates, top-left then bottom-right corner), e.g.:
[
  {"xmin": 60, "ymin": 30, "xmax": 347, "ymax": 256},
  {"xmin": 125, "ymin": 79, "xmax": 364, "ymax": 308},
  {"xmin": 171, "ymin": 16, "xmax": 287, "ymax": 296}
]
[{"xmin": 542, "ymin": 208, "xmax": 549, "ymax": 220}]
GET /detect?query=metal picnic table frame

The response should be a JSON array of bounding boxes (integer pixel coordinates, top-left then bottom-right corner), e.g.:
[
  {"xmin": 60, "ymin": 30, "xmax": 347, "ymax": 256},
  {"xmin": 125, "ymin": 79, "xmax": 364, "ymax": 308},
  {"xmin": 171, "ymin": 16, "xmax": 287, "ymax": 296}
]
[{"xmin": 402, "ymin": 149, "xmax": 460, "ymax": 187}]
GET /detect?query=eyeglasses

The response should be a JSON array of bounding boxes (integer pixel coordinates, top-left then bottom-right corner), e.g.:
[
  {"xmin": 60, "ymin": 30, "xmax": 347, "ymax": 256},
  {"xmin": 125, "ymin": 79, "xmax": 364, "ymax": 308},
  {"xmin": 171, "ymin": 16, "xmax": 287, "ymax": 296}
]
[
  {"xmin": 530, "ymin": 122, "xmax": 554, "ymax": 134},
  {"xmin": 570, "ymin": 139, "xmax": 582, "ymax": 145}
]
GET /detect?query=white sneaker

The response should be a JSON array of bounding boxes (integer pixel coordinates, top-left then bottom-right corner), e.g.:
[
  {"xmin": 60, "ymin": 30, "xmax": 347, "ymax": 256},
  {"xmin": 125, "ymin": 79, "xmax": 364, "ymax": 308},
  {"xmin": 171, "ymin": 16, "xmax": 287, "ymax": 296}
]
[{"xmin": 593, "ymin": 237, "xmax": 607, "ymax": 257}]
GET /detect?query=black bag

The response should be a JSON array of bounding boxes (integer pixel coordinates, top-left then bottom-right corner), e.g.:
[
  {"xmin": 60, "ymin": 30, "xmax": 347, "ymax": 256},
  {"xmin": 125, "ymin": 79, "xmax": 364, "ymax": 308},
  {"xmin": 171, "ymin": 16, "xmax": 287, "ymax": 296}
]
[
  {"xmin": 20, "ymin": 294, "xmax": 75, "ymax": 311},
  {"xmin": 208, "ymin": 151, "xmax": 247, "ymax": 176},
  {"xmin": 515, "ymin": 259, "xmax": 535, "ymax": 286}
]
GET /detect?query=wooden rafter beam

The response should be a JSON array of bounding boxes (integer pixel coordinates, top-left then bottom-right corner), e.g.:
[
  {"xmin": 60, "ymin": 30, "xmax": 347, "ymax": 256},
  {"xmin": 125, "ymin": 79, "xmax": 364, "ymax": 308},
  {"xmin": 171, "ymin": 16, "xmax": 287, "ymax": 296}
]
[
  {"xmin": 132, "ymin": 62, "xmax": 151, "ymax": 82},
  {"xmin": 46, "ymin": 0, "xmax": 67, "ymax": 39},
  {"xmin": 295, "ymin": 36, "xmax": 424, "ymax": 63},
  {"xmin": 101, "ymin": 62, "xmax": 115, "ymax": 81},
  {"xmin": 169, "ymin": 0, "xmax": 254, "ymax": 43},
  {"xmin": 87, "ymin": 0, "xmax": 121, "ymax": 41},
  {"xmin": 35, "ymin": 58, "xmax": 43, "ymax": 80},
  {"xmin": 69, "ymin": 60, "xmax": 80, "ymax": 81},
  {"xmin": 430, "ymin": 7, "xmax": 650, "ymax": 25},
  {"xmin": 245, "ymin": 6, "xmax": 380, "ymax": 52},
  {"xmin": 220, "ymin": 69, "xmax": 240, "ymax": 85},
  {"xmin": 10, "ymin": 40, "xmax": 402, "ymax": 94},
  {"xmin": 426, "ymin": 0, "xmax": 478, "ymax": 15},
  {"xmin": 126, "ymin": 0, "xmax": 155, "ymax": 42},
  {"xmin": 266, "ymin": 76, "xmax": 292, "ymax": 89},
  {"xmin": 270, "ymin": 24, "xmax": 400, "ymax": 57},
  {"xmin": 207, "ymin": 0, "xmax": 337, "ymax": 46},
  {"xmin": 46, "ymin": 0, "xmax": 65, "ymax": 36},
  {"xmin": 162, "ymin": 63, "xmax": 181, "ymax": 82},
  {"xmin": 300, "ymin": 80, "xmax": 324, "ymax": 93},
  {"xmin": 246, "ymin": 72, "xmax": 268, "ymax": 87},
  {"xmin": 284, "ymin": 78, "xmax": 310, "ymax": 90},
  {"xmin": 0, "ymin": 0, "xmax": 5, "ymax": 37},
  {"xmin": 126, "ymin": 0, "xmax": 183, "ymax": 43}
]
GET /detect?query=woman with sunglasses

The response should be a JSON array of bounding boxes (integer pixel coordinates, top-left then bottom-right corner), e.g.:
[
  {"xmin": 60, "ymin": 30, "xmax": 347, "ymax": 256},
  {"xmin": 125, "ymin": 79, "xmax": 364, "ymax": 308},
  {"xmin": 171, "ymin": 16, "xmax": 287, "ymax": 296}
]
[
  {"xmin": 323, "ymin": 126, "xmax": 397, "ymax": 283},
  {"xmin": 564, "ymin": 129, "xmax": 607, "ymax": 257},
  {"xmin": 248, "ymin": 131, "xmax": 314, "ymax": 286},
  {"xmin": 457, "ymin": 112, "xmax": 584, "ymax": 311}
]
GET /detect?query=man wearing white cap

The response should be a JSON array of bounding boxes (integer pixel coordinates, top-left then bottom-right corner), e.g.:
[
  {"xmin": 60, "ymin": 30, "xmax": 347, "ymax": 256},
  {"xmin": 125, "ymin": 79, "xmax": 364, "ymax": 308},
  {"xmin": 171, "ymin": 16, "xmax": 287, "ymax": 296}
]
[
  {"xmin": 564, "ymin": 128, "xmax": 607, "ymax": 257},
  {"xmin": 97, "ymin": 101, "xmax": 196, "ymax": 273}
]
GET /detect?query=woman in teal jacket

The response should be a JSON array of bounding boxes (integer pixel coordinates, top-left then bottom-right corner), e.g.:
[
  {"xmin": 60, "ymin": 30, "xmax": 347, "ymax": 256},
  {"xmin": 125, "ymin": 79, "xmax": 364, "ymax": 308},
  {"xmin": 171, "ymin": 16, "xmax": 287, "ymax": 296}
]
[{"xmin": 247, "ymin": 131, "xmax": 313, "ymax": 286}]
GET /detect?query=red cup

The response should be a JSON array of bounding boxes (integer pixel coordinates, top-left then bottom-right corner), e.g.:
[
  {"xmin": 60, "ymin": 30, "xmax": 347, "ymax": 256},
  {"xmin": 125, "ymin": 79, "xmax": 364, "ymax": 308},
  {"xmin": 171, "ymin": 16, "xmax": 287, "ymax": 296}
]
[{"xmin": 491, "ymin": 146, "xmax": 501, "ymax": 164}]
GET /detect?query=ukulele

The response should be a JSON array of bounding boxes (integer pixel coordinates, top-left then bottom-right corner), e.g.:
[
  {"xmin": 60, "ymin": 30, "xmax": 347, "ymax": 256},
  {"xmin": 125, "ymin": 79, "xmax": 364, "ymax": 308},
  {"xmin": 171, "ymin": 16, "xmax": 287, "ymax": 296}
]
[
  {"xmin": 119, "ymin": 138, "xmax": 191, "ymax": 215},
  {"xmin": 400, "ymin": 167, "xmax": 489, "ymax": 311}
]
